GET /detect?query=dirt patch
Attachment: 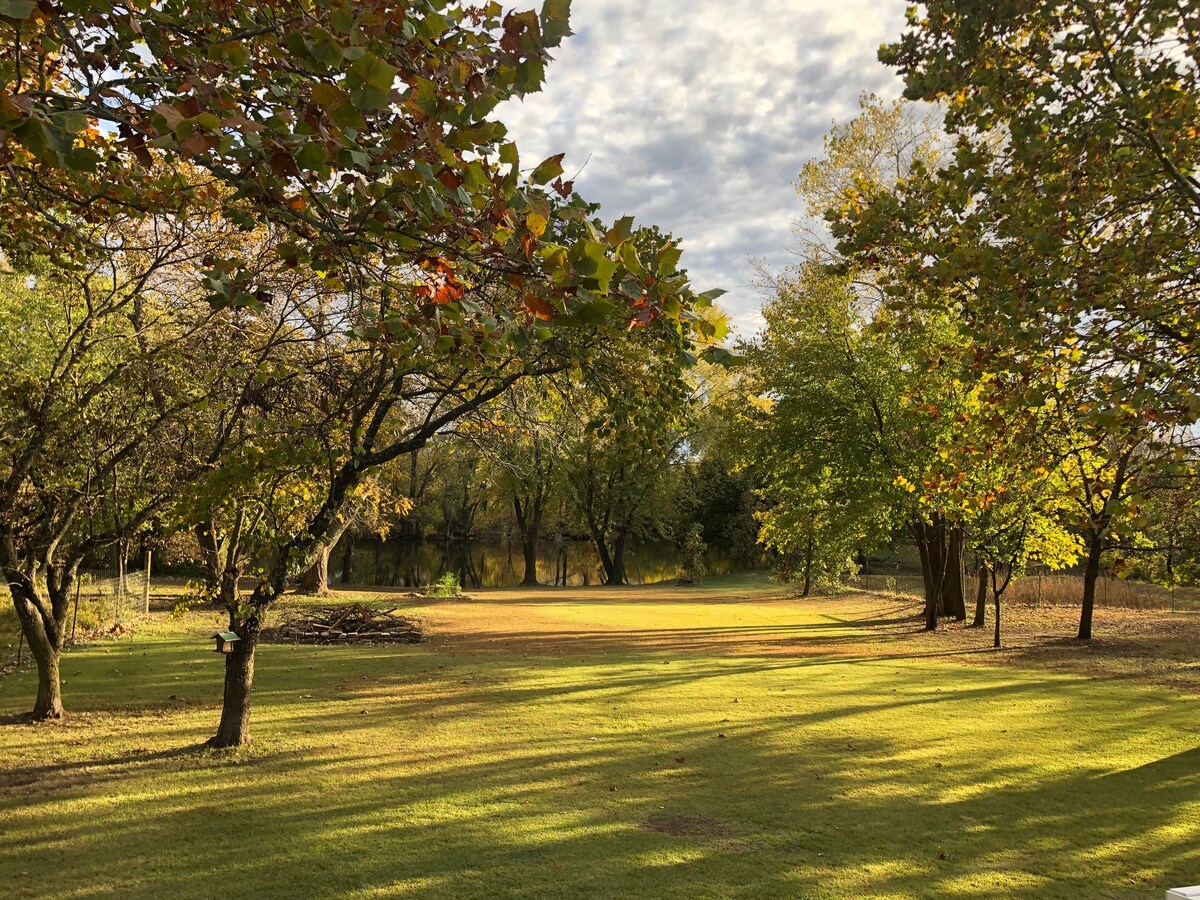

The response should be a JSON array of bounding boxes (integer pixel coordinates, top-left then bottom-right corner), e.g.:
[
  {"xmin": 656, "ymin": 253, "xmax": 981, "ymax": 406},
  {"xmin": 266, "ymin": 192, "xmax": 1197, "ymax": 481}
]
[
  {"xmin": 880, "ymin": 601, "xmax": 1200, "ymax": 692},
  {"xmin": 640, "ymin": 814, "xmax": 732, "ymax": 837}
]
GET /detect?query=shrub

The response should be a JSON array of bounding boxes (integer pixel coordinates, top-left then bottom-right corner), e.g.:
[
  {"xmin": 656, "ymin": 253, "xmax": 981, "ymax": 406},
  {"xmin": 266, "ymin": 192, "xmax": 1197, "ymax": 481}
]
[{"xmin": 429, "ymin": 573, "xmax": 461, "ymax": 599}]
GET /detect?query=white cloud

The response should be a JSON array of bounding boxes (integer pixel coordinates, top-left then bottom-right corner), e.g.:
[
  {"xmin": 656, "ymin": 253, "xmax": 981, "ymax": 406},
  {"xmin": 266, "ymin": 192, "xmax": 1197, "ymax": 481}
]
[{"xmin": 499, "ymin": 0, "xmax": 910, "ymax": 335}]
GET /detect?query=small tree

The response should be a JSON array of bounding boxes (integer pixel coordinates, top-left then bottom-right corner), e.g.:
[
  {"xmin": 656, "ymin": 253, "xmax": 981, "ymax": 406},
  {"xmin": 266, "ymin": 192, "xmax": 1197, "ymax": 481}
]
[{"xmin": 677, "ymin": 524, "xmax": 707, "ymax": 586}]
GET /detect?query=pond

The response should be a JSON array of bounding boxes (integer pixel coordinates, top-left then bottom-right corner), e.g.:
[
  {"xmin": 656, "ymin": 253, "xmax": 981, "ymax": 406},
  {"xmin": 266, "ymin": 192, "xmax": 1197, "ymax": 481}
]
[{"xmin": 333, "ymin": 537, "xmax": 749, "ymax": 589}]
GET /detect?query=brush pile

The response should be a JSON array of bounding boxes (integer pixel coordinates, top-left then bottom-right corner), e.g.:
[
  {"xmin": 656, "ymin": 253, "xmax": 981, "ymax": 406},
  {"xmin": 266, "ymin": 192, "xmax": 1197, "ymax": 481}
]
[{"xmin": 262, "ymin": 603, "xmax": 423, "ymax": 645}]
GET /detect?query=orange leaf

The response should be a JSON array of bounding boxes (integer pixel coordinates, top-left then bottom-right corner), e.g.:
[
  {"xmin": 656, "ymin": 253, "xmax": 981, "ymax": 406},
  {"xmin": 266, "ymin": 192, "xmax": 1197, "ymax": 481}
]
[{"xmin": 523, "ymin": 293, "xmax": 555, "ymax": 321}]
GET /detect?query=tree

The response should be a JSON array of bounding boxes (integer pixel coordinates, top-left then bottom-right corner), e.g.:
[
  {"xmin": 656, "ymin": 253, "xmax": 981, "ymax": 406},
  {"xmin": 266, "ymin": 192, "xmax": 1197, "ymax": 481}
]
[
  {"xmin": 954, "ymin": 413, "xmax": 1081, "ymax": 647},
  {"xmin": 1040, "ymin": 404, "xmax": 1174, "ymax": 641},
  {"xmin": 462, "ymin": 382, "xmax": 565, "ymax": 586},
  {"xmin": 751, "ymin": 94, "xmax": 980, "ymax": 623},
  {"xmin": 880, "ymin": 1, "xmax": 1200, "ymax": 413},
  {"xmin": 743, "ymin": 259, "xmax": 971, "ymax": 626},
  {"xmin": 677, "ymin": 524, "xmax": 707, "ymax": 586},
  {"xmin": 558, "ymin": 376, "xmax": 692, "ymax": 586},
  {"xmin": 0, "ymin": 213, "xmax": 228, "ymax": 719},
  {"xmin": 848, "ymin": 3, "xmax": 1200, "ymax": 520},
  {"xmin": 1, "ymin": 2, "xmax": 718, "ymax": 744}
]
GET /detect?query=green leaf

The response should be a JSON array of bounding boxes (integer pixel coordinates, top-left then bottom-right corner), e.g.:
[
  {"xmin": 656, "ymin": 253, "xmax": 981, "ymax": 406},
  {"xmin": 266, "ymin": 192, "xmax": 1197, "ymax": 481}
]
[
  {"xmin": 208, "ymin": 40, "xmax": 250, "ymax": 67},
  {"xmin": 656, "ymin": 244, "xmax": 684, "ymax": 276},
  {"xmin": 306, "ymin": 28, "xmax": 344, "ymax": 68},
  {"xmin": 696, "ymin": 288, "xmax": 727, "ymax": 308},
  {"xmin": 529, "ymin": 153, "xmax": 565, "ymax": 185},
  {"xmin": 296, "ymin": 140, "xmax": 328, "ymax": 171},
  {"xmin": 541, "ymin": 0, "xmax": 573, "ymax": 46},
  {"xmin": 576, "ymin": 299, "xmax": 616, "ymax": 324},
  {"xmin": 346, "ymin": 52, "xmax": 399, "ymax": 110},
  {"xmin": 606, "ymin": 215, "xmax": 635, "ymax": 246},
  {"xmin": 0, "ymin": 0, "xmax": 36, "ymax": 19}
]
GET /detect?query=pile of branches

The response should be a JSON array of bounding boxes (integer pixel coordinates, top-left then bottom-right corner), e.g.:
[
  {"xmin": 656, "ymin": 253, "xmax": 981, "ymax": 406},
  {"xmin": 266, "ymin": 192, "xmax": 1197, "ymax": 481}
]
[{"xmin": 262, "ymin": 604, "xmax": 423, "ymax": 645}]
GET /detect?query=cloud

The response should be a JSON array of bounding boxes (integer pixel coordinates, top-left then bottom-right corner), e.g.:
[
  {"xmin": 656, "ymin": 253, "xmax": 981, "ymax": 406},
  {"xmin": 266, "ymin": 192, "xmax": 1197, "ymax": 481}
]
[{"xmin": 498, "ymin": 0, "xmax": 910, "ymax": 335}]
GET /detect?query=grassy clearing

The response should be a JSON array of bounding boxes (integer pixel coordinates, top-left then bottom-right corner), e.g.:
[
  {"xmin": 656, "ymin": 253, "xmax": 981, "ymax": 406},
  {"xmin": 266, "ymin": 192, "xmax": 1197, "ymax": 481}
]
[{"xmin": 1, "ymin": 575, "xmax": 1198, "ymax": 899}]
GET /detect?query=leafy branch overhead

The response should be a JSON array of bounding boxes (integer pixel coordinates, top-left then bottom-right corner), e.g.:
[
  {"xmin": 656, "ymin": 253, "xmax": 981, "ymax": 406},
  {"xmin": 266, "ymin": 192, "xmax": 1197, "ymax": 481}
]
[{"xmin": 0, "ymin": 0, "xmax": 713, "ymax": 353}]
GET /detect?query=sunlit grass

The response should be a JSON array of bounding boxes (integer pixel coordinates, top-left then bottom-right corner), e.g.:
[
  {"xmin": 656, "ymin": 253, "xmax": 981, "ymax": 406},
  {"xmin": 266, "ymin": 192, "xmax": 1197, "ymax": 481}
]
[{"xmin": 1, "ymin": 577, "xmax": 1198, "ymax": 898}]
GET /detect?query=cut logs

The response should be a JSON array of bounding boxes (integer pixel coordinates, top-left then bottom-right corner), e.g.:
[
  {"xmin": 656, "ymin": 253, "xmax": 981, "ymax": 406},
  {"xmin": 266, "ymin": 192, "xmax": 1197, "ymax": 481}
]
[{"xmin": 262, "ymin": 604, "xmax": 423, "ymax": 645}]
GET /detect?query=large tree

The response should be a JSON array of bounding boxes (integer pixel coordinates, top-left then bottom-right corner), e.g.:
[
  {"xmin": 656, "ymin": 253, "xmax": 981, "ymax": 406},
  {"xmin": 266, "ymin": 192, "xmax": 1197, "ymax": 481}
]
[
  {"xmin": 2, "ymin": 3, "xmax": 717, "ymax": 745},
  {"xmin": 0, "ymin": 212, "xmax": 229, "ymax": 719},
  {"xmin": 851, "ymin": 2, "xmax": 1200, "ymax": 468}
]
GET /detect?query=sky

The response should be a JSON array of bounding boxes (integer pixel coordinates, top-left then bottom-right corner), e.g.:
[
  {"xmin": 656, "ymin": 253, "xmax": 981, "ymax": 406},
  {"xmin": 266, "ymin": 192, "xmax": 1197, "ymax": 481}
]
[{"xmin": 499, "ymin": 0, "xmax": 910, "ymax": 336}]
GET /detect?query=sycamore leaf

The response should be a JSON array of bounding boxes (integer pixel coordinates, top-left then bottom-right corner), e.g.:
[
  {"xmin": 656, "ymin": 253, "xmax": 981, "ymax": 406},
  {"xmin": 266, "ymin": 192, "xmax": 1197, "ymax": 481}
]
[
  {"xmin": 541, "ymin": 0, "xmax": 573, "ymax": 46},
  {"xmin": 529, "ymin": 153, "xmax": 565, "ymax": 185},
  {"xmin": 526, "ymin": 213, "xmax": 548, "ymax": 237},
  {"xmin": 523, "ymin": 293, "xmax": 556, "ymax": 321},
  {"xmin": 346, "ymin": 52, "xmax": 399, "ymax": 110}
]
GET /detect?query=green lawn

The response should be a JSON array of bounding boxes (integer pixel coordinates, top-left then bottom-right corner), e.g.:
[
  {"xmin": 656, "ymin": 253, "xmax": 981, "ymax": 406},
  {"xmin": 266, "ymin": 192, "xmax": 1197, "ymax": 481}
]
[{"xmin": 1, "ymin": 577, "xmax": 1198, "ymax": 899}]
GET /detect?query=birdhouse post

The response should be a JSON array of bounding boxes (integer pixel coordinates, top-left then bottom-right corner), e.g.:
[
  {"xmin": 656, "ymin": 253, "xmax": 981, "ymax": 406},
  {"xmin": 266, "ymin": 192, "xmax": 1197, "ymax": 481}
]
[{"xmin": 212, "ymin": 631, "xmax": 241, "ymax": 654}]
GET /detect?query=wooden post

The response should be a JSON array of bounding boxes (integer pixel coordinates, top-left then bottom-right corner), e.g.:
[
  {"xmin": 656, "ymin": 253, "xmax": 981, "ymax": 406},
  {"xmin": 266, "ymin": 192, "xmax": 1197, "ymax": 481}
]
[
  {"xmin": 116, "ymin": 552, "xmax": 125, "ymax": 621},
  {"xmin": 143, "ymin": 551, "xmax": 152, "ymax": 614}
]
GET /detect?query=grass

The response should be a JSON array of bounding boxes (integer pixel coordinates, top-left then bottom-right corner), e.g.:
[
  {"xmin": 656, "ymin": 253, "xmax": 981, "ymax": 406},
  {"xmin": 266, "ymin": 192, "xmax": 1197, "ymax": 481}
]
[{"xmin": 1, "ymin": 574, "xmax": 1198, "ymax": 899}]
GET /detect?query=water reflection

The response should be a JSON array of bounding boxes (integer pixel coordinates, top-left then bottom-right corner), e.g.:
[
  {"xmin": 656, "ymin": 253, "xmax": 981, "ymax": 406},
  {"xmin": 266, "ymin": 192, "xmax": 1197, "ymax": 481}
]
[{"xmin": 335, "ymin": 538, "xmax": 746, "ymax": 589}]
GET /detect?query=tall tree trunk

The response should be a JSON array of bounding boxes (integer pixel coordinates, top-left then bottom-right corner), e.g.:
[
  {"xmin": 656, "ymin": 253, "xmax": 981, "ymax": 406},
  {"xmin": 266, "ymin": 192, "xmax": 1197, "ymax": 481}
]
[
  {"xmin": 1079, "ymin": 531, "xmax": 1104, "ymax": 641},
  {"xmin": 299, "ymin": 546, "xmax": 332, "ymax": 596},
  {"xmin": 520, "ymin": 530, "xmax": 540, "ymax": 586},
  {"xmin": 299, "ymin": 508, "xmax": 354, "ymax": 596},
  {"xmin": 209, "ymin": 616, "xmax": 260, "ymax": 748},
  {"xmin": 589, "ymin": 523, "xmax": 616, "ymax": 585},
  {"xmin": 608, "ymin": 530, "xmax": 628, "ymax": 586},
  {"xmin": 914, "ymin": 522, "xmax": 939, "ymax": 631},
  {"xmin": 945, "ymin": 525, "xmax": 968, "ymax": 620},
  {"xmin": 514, "ymin": 497, "xmax": 542, "ymax": 587},
  {"xmin": 993, "ymin": 591, "xmax": 1001, "ymax": 649},
  {"xmin": 973, "ymin": 564, "xmax": 988, "ymax": 628}
]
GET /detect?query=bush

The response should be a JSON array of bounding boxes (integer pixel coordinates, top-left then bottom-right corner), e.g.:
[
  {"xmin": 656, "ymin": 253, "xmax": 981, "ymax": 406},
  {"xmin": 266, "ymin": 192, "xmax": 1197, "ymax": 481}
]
[{"xmin": 429, "ymin": 572, "xmax": 461, "ymax": 599}]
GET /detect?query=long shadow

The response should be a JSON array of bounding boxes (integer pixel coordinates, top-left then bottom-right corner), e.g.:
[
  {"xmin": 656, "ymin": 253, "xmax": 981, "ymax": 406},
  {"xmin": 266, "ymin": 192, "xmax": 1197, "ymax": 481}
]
[
  {"xmin": 3, "ymin": 592, "xmax": 1198, "ymax": 898},
  {"xmin": 2, "ymin": 670, "xmax": 1196, "ymax": 899}
]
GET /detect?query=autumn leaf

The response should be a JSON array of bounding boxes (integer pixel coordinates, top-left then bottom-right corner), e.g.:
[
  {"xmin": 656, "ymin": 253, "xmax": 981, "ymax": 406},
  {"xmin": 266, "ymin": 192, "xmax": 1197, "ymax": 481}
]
[{"xmin": 523, "ymin": 293, "xmax": 555, "ymax": 321}]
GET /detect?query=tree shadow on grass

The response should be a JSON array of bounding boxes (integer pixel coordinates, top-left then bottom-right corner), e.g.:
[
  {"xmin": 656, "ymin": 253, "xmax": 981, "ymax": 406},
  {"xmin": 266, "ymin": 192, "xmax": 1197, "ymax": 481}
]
[
  {"xmin": 2, "ymin": 682, "xmax": 1196, "ymax": 899},
  {"xmin": 2, "ymin": 596, "xmax": 1198, "ymax": 898}
]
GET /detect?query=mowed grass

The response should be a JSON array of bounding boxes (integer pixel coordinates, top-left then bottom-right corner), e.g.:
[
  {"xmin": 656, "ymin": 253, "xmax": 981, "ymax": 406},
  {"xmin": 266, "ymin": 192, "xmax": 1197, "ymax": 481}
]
[{"xmin": 1, "ymin": 575, "xmax": 1199, "ymax": 899}]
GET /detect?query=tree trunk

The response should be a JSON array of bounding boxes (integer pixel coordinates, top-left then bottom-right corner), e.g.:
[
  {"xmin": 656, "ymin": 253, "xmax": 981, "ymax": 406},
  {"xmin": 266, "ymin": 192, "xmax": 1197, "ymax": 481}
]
[
  {"xmin": 972, "ymin": 564, "xmax": 988, "ymax": 628},
  {"xmin": 520, "ymin": 532, "xmax": 540, "ymax": 586},
  {"xmin": 1079, "ymin": 531, "xmax": 1104, "ymax": 641},
  {"xmin": 801, "ymin": 534, "xmax": 813, "ymax": 598},
  {"xmin": 589, "ymin": 524, "xmax": 615, "ymax": 585},
  {"xmin": 299, "ymin": 546, "xmax": 332, "ymax": 596},
  {"xmin": 993, "ymin": 591, "xmax": 1001, "ymax": 649},
  {"xmin": 8, "ymin": 567, "xmax": 72, "ymax": 720},
  {"xmin": 914, "ymin": 522, "xmax": 939, "ymax": 631},
  {"xmin": 33, "ymin": 640, "xmax": 63, "ymax": 719},
  {"xmin": 209, "ymin": 618, "xmax": 259, "ymax": 748},
  {"xmin": 514, "ymin": 497, "xmax": 542, "ymax": 587},
  {"xmin": 945, "ymin": 525, "xmax": 968, "ymax": 620},
  {"xmin": 610, "ymin": 531, "xmax": 628, "ymax": 586}
]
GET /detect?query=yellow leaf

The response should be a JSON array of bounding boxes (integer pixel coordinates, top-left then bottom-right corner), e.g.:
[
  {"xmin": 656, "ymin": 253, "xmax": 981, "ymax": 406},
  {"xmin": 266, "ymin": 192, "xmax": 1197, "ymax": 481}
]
[{"xmin": 526, "ymin": 214, "xmax": 548, "ymax": 238}]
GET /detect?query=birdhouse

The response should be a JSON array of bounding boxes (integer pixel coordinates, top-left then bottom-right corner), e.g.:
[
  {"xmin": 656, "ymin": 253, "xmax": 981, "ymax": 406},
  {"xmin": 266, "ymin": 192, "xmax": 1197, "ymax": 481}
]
[{"xmin": 212, "ymin": 631, "xmax": 241, "ymax": 654}]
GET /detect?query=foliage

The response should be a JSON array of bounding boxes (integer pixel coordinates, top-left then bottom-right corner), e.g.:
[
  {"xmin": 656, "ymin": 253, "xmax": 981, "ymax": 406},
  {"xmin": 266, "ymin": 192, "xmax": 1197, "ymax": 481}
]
[
  {"xmin": 854, "ymin": 1, "xmax": 1200, "ymax": 434},
  {"xmin": 428, "ymin": 572, "xmax": 462, "ymax": 599},
  {"xmin": 676, "ymin": 524, "xmax": 707, "ymax": 585}
]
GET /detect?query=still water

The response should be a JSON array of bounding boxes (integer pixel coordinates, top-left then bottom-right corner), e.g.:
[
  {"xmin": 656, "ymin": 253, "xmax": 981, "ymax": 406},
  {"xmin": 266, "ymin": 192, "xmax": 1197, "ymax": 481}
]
[{"xmin": 334, "ymin": 538, "xmax": 746, "ymax": 589}]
